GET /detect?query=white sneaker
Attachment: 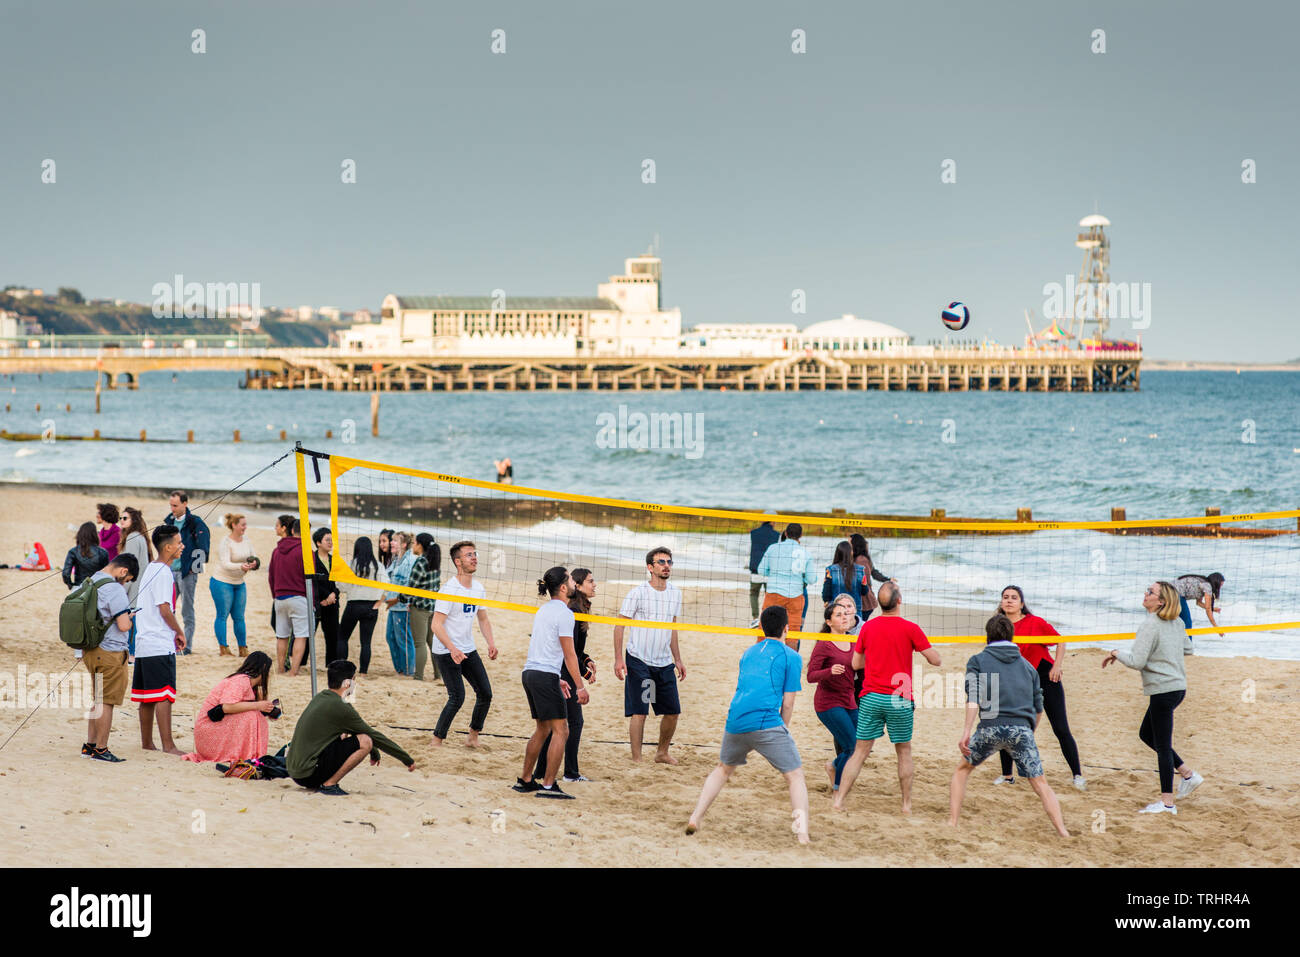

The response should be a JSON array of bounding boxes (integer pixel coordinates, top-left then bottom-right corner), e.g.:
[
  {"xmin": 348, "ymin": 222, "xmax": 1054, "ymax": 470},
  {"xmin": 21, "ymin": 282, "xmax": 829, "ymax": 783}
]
[
  {"xmin": 993, "ymin": 775, "xmax": 1016, "ymax": 785},
  {"xmin": 562, "ymin": 774, "xmax": 591, "ymax": 783},
  {"xmin": 1139, "ymin": 801, "xmax": 1177, "ymax": 815},
  {"xmin": 1176, "ymin": 771, "xmax": 1203, "ymax": 799},
  {"xmin": 1072, "ymin": 775, "xmax": 1088, "ymax": 792}
]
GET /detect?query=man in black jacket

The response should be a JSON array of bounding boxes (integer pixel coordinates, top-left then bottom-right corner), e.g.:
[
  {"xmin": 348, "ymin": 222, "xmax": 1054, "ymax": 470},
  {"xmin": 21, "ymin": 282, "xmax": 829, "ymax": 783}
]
[
  {"xmin": 163, "ymin": 490, "xmax": 210, "ymax": 655},
  {"xmin": 748, "ymin": 519, "xmax": 779, "ymax": 620}
]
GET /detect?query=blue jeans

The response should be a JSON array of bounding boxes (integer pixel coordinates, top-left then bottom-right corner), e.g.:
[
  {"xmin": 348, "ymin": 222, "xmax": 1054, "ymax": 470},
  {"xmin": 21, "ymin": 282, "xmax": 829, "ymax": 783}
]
[
  {"xmin": 209, "ymin": 579, "xmax": 248, "ymax": 647},
  {"xmin": 128, "ymin": 619, "xmax": 136, "ymax": 657},
  {"xmin": 385, "ymin": 609, "xmax": 414, "ymax": 675},
  {"xmin": 1178, "ymin": 596, "xmax": 1194, "ymax": 647},
  {"xmin": 816, "ymin": 705, "xmax": 859, "ymax": 787}
]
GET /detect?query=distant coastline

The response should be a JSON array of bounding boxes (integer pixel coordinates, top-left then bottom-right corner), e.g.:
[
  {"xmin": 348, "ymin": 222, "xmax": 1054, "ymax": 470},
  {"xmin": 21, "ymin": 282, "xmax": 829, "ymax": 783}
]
[{"xmin": 1144, "ymin": 360, "xmax": 1300, "ymax": 371}]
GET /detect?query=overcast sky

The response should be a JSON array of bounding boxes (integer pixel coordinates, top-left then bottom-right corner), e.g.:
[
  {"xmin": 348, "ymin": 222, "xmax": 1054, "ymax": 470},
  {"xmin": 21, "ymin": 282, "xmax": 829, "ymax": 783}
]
[{"xmin": 2, "ymin": 0, "xmax": 1296, "ymax": 360}]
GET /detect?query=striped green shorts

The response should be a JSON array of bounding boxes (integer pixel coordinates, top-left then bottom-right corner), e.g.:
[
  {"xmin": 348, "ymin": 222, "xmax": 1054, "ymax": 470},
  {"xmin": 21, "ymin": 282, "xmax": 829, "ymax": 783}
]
[{"xmin": 855, "ymin": 692, "xmax": 915, "ymax": 744}]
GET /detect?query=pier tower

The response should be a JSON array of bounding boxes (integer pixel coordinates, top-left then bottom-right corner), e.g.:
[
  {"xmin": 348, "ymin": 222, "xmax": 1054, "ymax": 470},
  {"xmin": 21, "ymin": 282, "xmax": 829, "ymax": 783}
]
[{"xmin": 1070, "ymin": 213, "xmax": 1112, "ymax": 340}]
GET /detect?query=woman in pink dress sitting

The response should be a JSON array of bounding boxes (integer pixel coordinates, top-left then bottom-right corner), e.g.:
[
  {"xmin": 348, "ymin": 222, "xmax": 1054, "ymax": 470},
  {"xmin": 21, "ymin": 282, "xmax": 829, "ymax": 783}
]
[{"xmin": 183, "ymin": 652, "xmax": 278, "ymax": 763}]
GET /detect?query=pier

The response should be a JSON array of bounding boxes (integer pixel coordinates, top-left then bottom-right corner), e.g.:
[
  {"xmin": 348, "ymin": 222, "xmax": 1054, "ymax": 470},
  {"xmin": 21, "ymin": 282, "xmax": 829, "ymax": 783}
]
[{"xmin": 0, "ymin": 346, "xmax": 1142, "ymax": 392}]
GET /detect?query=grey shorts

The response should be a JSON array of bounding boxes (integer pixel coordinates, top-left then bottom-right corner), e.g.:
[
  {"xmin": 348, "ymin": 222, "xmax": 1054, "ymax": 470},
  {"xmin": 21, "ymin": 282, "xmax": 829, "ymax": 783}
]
[
  {"xmin": 273, "ymin": 595, "xmax": 310, "ymax": 639},
  {"xmin": 719, "ymin": 726, "xmax": 802, "ymax": 774},
  {"xmin": 965, "ymin": 723, "xmax": 1044, "ymax": 778}
]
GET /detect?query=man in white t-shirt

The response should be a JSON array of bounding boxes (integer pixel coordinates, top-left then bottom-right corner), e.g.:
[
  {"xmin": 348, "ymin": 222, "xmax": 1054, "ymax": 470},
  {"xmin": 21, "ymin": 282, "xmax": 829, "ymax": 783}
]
[
  {"xmin": 131, "ymin": 525, "xmax": 188, "ymax": 754},
  {"xmin": 614, "ymin": 546, "xmax": 685, "ymax": 763},
  {"xmin": 430, "ymin": 540, "xmax": 498, "ymax": 748}
]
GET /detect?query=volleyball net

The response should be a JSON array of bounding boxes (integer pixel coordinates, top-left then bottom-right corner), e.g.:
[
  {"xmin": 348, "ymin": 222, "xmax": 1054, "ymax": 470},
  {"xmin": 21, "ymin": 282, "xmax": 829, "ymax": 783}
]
[{"xmin": 296, "ymin": 449, "xmax": 1300, "ymax": 644}]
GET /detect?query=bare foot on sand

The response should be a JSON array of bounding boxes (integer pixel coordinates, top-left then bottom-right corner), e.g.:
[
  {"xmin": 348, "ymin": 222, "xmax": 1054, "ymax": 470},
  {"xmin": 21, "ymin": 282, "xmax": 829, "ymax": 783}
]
[
  {"xmin": 685, "ymin": 819, "xmax": 699, "ymax": 835},
  {"xmin": 654, "ymin": 751, "xmax": 678, "ymax": 765},
  {"xmin": 430, "ymin": 736, "xmax": 444, "ymax": 748},
  {"xmin": 163, "ymin": 746, "xmax": 185, "ymax": 756},
  {"xmin": 831, "ymin": 801, "xmax": 847, "ymax": 813},
  {"xmin": 465, "ymin": 734, "xmax": 481, "ymax": 749},
  {"xmin": 825, "ymin": 759, "xmax": 836, "ymax": 787}
]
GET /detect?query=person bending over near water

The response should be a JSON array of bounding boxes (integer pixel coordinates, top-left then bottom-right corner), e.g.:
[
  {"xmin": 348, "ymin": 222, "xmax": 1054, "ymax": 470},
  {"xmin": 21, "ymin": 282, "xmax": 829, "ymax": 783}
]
[
  {"xmin": 832, "ymin": 581, "xmax": 941, "ymax": 815},
  {"xmin": 430, "ymin": 541, "xmax": 498, "ymax": 748},
  {"xmin": 1101, "ymin": 581, "xmax": 1202, "ymax": 815},
  {"xmin": 614, "ymin": 547, "xmax": 685, "ymax": 763},
  {"xmin": 1173, "ymin": 572, "xmax": 1226, "ymax": 643},
  {"xmin": 686, "ymin": 605, "xmax": 809, "ymax": 844},
  {"xmin": 992, "ymin": 586, "xmax": 1086, "ymax": 791},
  {"xmin": 288, "ymin": 660, "xmax": 415, "ymax": 796},
  {"xmin": 948, "ymin": 615, "xmax": 1070, "ymax": 837},
  {"xmin": 514, "ymin": 567, "xmax": 590, "ymax": 800},
  {"xmin": 808, "ymin": 595, "xmax": 860, "ymax": 791},
  {"xmin": 494, "ymin": 457, "xmax": 513, "ymax": 485}
]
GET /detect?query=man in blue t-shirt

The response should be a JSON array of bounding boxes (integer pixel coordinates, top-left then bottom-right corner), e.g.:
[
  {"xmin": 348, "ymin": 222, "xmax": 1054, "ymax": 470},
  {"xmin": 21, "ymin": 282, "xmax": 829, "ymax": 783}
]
[{"xmin": 685, "ymin": 605, "xmax": 809, "ymax": 844}]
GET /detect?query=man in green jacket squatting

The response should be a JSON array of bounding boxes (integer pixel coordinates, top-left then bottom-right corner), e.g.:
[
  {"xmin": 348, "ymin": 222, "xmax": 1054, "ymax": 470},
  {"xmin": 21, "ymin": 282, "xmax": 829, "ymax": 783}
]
[{"xmin": 288, "ymin": 660, "xmax": 415, "ymax": 795}]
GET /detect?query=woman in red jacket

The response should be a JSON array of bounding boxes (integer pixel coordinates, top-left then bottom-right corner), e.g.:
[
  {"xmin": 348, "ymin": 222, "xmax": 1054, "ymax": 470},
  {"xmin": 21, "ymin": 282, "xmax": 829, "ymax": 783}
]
[
  {"xmin": 807, "ymin": 594, "xmax": 860, "ymax": 791},
  {"xmin": 995, "ymin": 585, "xmax": 1086, "ymax": 791}
]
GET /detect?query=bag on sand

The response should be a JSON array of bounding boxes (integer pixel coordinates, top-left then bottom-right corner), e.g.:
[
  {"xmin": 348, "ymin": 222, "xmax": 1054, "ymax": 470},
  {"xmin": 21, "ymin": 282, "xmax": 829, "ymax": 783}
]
[{"xmin": 59, "ymin": 577, "xmax": 111, "ymax": 650}]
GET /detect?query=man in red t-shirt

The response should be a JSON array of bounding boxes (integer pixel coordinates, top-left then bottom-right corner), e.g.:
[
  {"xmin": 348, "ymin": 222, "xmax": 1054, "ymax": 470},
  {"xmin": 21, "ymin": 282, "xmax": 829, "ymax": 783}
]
[{"xmin": 832, "ymin": 582, "xmax": 941, "ymax": 815}]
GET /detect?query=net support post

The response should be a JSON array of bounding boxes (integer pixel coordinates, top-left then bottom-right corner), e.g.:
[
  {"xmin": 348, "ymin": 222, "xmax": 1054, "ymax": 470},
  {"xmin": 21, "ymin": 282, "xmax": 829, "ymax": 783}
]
[{"xmin": 305, "ymin": 579, "xmax": 318, "ymax": 697}]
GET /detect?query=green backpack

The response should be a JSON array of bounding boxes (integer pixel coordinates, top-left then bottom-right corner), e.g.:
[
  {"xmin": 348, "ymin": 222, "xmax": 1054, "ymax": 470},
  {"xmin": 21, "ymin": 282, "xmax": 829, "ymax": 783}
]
[{"xmin": 59, "ymin": 577, "xmax": 112, "ymax": 650}]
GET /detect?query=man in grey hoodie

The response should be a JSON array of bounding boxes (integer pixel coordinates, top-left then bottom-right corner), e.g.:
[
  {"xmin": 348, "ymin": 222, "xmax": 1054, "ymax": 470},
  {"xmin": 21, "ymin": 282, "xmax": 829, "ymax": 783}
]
[{"xmin": 948, "ymin": 615, "xmax": 1070, "ymax": 837}]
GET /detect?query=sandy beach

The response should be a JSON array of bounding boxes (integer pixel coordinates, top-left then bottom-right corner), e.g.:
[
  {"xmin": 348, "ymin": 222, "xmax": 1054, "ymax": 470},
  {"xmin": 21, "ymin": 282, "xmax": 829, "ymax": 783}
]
[{"xmin": 1, "ymin": 485, "xmax": 1298, "ymax": 867}]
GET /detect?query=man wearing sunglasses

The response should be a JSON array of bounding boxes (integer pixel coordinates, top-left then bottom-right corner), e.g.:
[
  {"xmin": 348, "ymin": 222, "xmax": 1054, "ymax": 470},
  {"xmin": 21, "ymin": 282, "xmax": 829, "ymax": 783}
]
[{"xmin": 614, "ymin": 546, "xmax": 685, "ymax": 763}]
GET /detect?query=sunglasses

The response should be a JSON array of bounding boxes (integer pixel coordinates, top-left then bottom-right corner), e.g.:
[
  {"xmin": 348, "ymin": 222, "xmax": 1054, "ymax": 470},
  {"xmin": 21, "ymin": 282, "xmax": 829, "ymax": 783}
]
[{"xmin": 653, "ymin": 558, "xmax": 673, "ymax": 566}]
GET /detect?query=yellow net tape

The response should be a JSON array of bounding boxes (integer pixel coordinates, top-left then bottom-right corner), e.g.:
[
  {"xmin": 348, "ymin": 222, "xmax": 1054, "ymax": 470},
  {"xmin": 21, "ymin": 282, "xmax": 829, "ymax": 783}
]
[{"xmin": 309, "ymin": 451, "xmax": 1299, "ymax": 644}]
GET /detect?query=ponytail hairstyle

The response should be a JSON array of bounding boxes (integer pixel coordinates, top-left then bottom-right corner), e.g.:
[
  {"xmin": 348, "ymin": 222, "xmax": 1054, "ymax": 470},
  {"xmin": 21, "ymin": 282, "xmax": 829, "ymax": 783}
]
[
  {"xmin": 849, "ymin": 533, "xmax": 873, "ymax": 569},
  {"xmin": 224, "ymin": 512, "xmax": 244, "ymax": 531},
  {"xmin": 831, "ymin": 540, "xmax": 855, "ymax": 591},
  {"xmin": 123, "ymin": 507, "xmax": 153, "ymax": 560},
  {"xmin": 537, "ymin": 565, "xmax": 569, "ymax": 599},
  {"xmin": 569, "ymin": 568, "xmax": 593, "ymax": 615}
]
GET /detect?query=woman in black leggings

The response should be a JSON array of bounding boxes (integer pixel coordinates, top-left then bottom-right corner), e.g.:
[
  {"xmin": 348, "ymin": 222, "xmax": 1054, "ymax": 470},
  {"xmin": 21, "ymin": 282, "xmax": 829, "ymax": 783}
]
[
  {"xmin": 336, "ymin": 537, "xmax": 388, "ymax": 674},
  {"xmin": 995, "ymin": 586, "xmax": 1086, "ymax": 791},
  {"xmin": 533, "ymin": 568, "xmax": 597, "ymax": 783},
  {"xmin": 1103, "ymin": 580, "xmax": 1202, "ymax": 814}
]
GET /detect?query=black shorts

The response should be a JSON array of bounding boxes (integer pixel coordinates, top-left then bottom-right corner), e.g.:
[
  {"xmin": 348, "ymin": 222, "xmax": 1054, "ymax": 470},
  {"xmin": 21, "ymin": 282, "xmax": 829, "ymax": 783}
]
[
  {"xmin": 130, "ymin": 654, "xmax": 177, "ymax": 704},
  {"xmin": 522, "ymin": 669, "xmax": 567, "ymax": 722},
  {"xmin": 293, "ymin": 735, "xmax": 362, "ymax": 789},
  {"xmin": 623, "ymin": 653, "xmax": 680, "ymax": 717}
]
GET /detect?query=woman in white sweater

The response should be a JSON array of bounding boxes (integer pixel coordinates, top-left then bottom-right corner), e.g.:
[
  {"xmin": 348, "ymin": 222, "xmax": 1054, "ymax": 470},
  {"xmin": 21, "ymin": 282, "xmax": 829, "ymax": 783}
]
[
  {"xmin": 337, "ymin": 536, "xmax": 389, "ymax": 674},
  {"xmin": 210, "ymin": 513, "xmax": 259, "ymax": 657},
  {"xmin": 1102, "ymin": 580, "xmax": 1203, "ymax": 815},
  {"xmin": 119, "ymin": 507, "xmax": 153, "ymax": 662}
]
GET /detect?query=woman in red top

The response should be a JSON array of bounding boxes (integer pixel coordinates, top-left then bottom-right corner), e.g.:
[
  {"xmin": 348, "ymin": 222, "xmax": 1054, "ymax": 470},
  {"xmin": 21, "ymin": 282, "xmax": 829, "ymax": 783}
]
[
  {"xmin": 807, "ymin": 595, "xmax": 860, "ymax": 791},
  {"xmin": 996, "ymin": 585, "xmax": 1086, "ymax": 790}
]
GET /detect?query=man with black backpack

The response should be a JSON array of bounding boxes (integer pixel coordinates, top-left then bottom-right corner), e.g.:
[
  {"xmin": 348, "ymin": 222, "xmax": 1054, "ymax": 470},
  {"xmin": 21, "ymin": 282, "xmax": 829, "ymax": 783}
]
[{"xmin": 61, "ymin": 555, "xmax": 139, "ymax": 762}]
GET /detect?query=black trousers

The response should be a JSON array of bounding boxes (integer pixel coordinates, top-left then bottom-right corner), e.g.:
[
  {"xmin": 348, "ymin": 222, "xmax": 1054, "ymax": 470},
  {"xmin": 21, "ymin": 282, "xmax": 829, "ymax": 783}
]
[
  {"xmin": 1001, "ymin": 658, "xmax": 1082, "ymax": 778},
  {"xmin": 1139, "ymin": 689, "xmax": 1185, "ymax": 794},
  {"xmin": 534, "ymin": 668, "xmax": 584, "ymax": 779},
  {"xmin": 337, "ymin": 601, "xmax": 378, "ymax": 674},
  {"xmin": 315, "ymin": 601, "xmax": 340, "ymax": 664},
  {"xmin": 433, "ymin": 650, "xmax": 492, "ymax": 739}
]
